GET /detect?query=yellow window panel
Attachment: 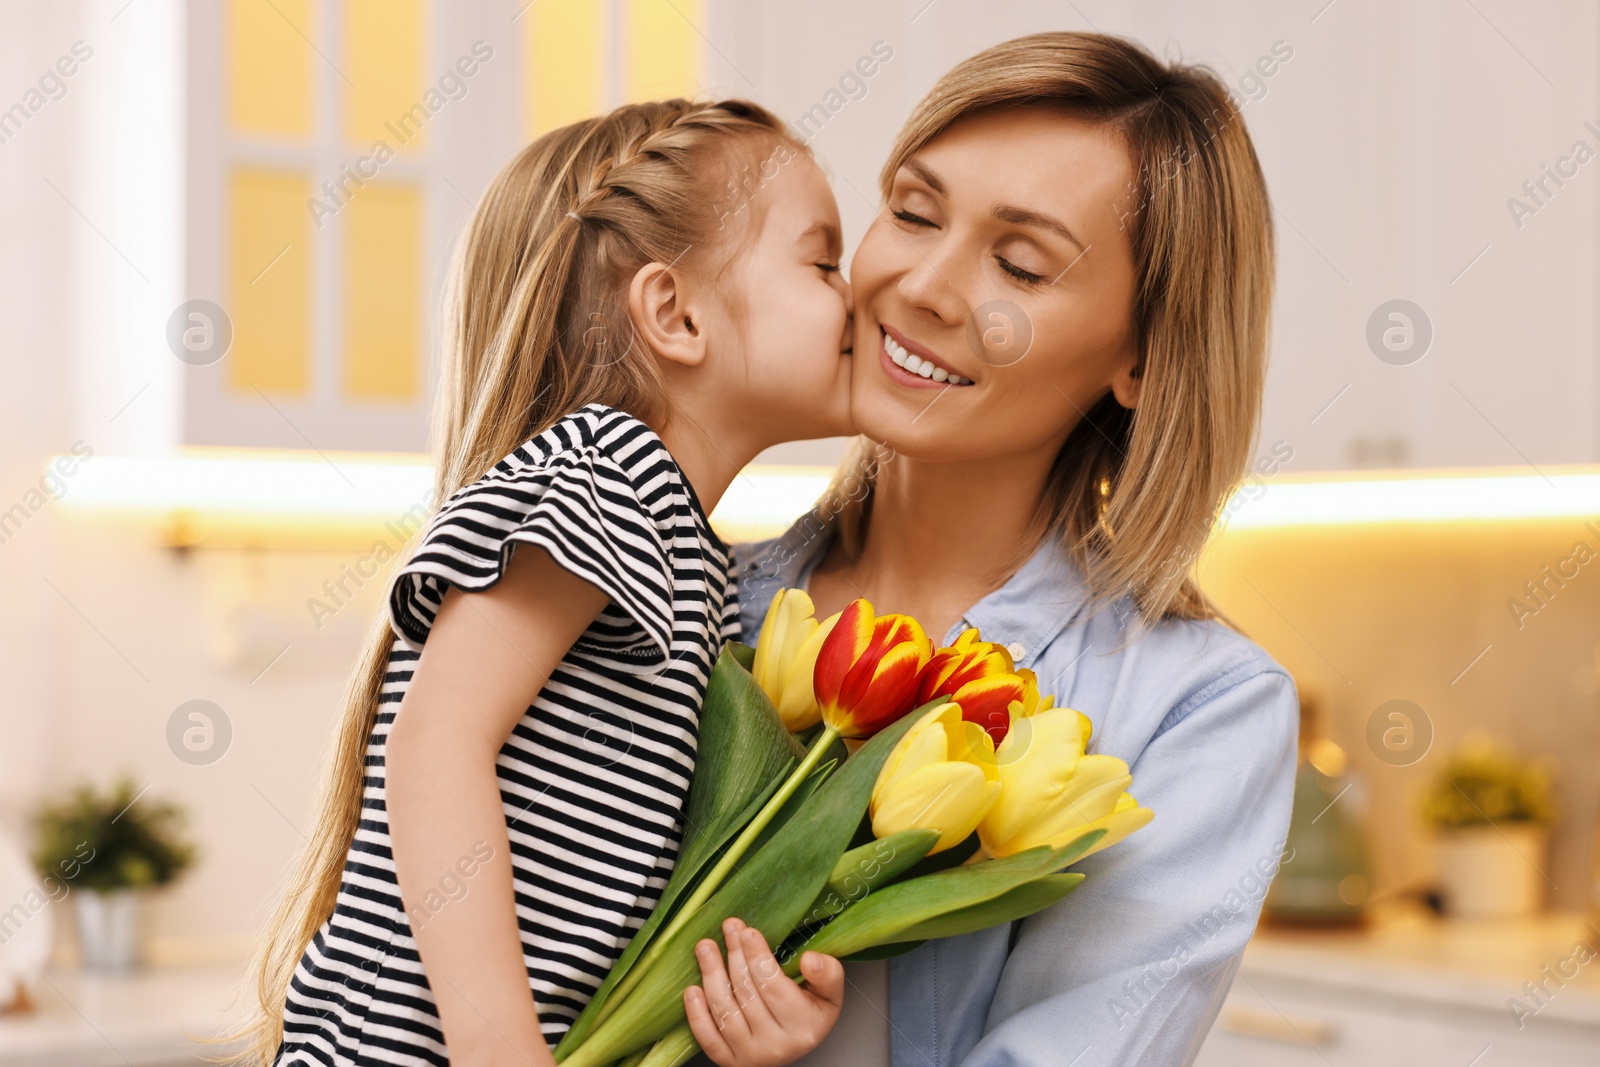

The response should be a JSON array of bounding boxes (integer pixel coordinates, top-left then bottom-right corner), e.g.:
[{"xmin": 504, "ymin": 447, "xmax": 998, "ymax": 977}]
[
  {"xmin": 344, "ymin": 182, "xmax": 422, "ymax": 402},
  {"xmin": 624, "ymin": 0, "xmax": 705, "ymax": 102},
  {"xmin": 346, "ymin": 0, "xmax": 426, "ymax": 149},
  {"xmin": 524, "ymin": 0, "xmax": 607, "ymax": 138},
  {"xmin": 228, "ymin": 0, "xmax": 314, "ymax": 138},
  {"xmin": 229, "ymin": 169, "xmax": 312, "ymax": 396}
]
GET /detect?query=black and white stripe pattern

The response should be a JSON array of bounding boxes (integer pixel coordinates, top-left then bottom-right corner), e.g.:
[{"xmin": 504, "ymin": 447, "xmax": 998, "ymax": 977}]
[{"xmin": 276, "ymin": 405, "xmax": 738, "ymax": 1066}]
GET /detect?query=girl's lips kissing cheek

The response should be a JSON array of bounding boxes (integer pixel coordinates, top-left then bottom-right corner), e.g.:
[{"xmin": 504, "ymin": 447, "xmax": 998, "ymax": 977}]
[{"xmin": 878, "ymin": 327, "xmax": 974, "ymax": 389}]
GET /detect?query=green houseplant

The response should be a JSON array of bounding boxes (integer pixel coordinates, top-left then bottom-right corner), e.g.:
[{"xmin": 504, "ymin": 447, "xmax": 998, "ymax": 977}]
[
  {"xmin": 1421, "ymin": 739, "xmax": 1553, "ymax": 918},
  {"xmin": 32, "ymin": 777, "xmax": 196, "ymax": 970}
]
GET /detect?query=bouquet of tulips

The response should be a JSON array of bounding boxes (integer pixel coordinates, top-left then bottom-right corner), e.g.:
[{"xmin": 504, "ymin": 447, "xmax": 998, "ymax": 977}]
[{"xmin": 552, "ymin": 591, "xmax": 1154, "ymax": 1067}]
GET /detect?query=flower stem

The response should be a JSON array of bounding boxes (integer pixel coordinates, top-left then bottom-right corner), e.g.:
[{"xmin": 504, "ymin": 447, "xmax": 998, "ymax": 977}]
[{"xmin": 582, "ymin": 725, "xmax": 840, "ymax": 1031}]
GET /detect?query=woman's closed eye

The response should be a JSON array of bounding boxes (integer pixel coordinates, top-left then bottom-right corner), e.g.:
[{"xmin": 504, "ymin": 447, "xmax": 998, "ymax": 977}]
[
  {"xmin": 816, "ymin": 261, "xmax": 841, "ymax": 274},
  {"xmin": 891, "ymin": 207, "xmax": 935, "ymax": 229},
  {"xmin": 996, "ymin": 256, "xmax": 1046, "ymax": 285},
  {"xmin": 892, "ymin": 205, "xmax": 1048, "ymax": 285}
]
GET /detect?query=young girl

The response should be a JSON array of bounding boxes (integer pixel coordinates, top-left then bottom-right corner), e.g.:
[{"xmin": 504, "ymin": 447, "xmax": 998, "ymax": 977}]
[{"xmin": 238, "ymin": 99, "xmax": 855, "ymax": 1067}]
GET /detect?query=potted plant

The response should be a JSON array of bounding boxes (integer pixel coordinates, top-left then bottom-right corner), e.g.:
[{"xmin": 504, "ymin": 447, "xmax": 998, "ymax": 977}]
[
  {"xmin": 1421, "ymin": 738, "xmax": 1554, "ymax": 919},
  {"xmin": 31, "ymin": 778, "xmax": 196, "ymax": 971}
]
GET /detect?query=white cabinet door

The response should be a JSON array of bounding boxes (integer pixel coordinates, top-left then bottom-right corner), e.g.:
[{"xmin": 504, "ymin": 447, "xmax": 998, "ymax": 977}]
[
  {"xmin": 1247, "ymin": 1, "xmax": 1600, "ymax": 473},
  {"xmin": 1195, "ymin": 974, "xmax": 1600, "ymax": 1067}
]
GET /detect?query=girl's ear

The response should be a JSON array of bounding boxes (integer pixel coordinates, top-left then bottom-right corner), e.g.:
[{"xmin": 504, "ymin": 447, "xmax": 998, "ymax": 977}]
[{"xmin": 627, "ymin": 261, "xmax": 707, "ymax": 368}]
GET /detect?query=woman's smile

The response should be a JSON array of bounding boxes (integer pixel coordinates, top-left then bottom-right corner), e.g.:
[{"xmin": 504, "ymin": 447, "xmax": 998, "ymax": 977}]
[{"xmin": 876, "ymin": 324, "xmax": 975, "ymax": 389}]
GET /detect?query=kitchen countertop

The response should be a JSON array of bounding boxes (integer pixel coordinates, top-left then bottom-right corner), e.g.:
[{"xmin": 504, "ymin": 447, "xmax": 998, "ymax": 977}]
[
  {"xmin": 1241, "ymin": 907, "xmax": 1600, "ymax": 1027},
  {"xmin": 0, "ymin": 964, "xmax": 245, "ymax": 1067},
  {"xmin": 3, "ymin": 912, "xmax": 1597, "ymax": 1066}
]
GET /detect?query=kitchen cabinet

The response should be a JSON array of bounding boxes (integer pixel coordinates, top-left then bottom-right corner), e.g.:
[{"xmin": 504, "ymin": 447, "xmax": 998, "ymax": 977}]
[{"xmin": 1195, "ymin": 911, "xmax": 1600, "ymax": 1066}]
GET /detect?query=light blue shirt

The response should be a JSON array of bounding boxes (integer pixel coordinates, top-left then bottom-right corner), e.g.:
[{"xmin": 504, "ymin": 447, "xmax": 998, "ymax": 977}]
[{"xmin": 733, "ymin": 515, "xmax": 1299, "ymax": 1067}]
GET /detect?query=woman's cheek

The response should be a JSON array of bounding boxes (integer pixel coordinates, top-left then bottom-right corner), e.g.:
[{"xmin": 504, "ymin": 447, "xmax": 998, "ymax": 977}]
[
  {"xmin": 848, "ymin": 221, "xmax": 894, "ymax": 304},
  {"xmin": 822, "ymin": 276, "xmax": 849, "ymax": 332}
]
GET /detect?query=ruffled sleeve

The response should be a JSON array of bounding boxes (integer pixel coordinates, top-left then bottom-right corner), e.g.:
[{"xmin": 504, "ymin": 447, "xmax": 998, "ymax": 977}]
[{"xmin": 387, "ymin": 447, "xmax": 676, "ymax": 671}]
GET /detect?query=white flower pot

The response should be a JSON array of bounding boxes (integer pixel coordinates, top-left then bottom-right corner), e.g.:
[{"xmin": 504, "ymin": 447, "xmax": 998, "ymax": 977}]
[
  {"xmin": 1433, "ymin": 823, "xmax": 1548, "ymax": 918},
  {"xmin": 74, "ymin": 889, "xmax": 148, "ymax": 972}
]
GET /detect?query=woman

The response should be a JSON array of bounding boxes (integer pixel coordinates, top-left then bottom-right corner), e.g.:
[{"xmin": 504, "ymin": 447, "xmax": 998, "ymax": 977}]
[{"xmin": 733, "ymin": 32, "xmax": 1297, "ymax": 1067}]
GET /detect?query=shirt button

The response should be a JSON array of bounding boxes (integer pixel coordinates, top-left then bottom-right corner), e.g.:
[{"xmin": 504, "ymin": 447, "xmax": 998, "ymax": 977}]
[{"xmin": 1007, "ymin": 641, "xmax": 1026, "ymax": 661}]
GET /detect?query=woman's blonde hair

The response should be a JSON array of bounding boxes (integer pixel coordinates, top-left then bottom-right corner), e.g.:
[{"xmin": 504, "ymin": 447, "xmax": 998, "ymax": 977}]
[
  {"xmin": 227, "ymin": 97, "xmax": 796, "ymax": 1066},
  {"xmin": 829, "ymin": 31, "xmax": 1276, "ymax": 623}
]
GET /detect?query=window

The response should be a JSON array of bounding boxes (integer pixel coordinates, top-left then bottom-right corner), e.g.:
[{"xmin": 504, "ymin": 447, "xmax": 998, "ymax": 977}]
[{"xmin": 182, "ymin": 0, "xmax": 704, "ymax": 452}]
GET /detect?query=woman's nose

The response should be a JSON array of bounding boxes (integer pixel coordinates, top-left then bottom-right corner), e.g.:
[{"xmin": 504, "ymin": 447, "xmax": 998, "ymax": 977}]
[{"xmin": 897, "ymin": 238, "xmax": 965, "ymax": 327}]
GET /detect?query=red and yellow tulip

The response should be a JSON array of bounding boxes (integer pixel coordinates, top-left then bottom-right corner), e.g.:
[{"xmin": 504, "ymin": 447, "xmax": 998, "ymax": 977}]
[
  {"xmin": 915, "ymin": 629, "xmax": 1026, "ymax": 746},
  {"xmin": 814, "ymin": 599, "xmax": 934, "ymax": 738},
  {"xmin": 1010, "ymin": 668, "xmax": 1058, "ymax": 721}
]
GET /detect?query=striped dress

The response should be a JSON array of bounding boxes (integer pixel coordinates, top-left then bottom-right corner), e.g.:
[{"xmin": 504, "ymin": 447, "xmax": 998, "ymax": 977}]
[{"xmin": 276, "ymin": 405, "xmax": 738, "ymax": 1066}]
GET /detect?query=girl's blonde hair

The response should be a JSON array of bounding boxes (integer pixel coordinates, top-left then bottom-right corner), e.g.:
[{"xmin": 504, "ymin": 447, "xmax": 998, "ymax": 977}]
[
  {"xmin": 228, "ymin": 97, "xmax": 795, "ymax": 1066},
  {"xmin": 828, "ymin": 31, "xmax": 1276, "ymax": 623}
]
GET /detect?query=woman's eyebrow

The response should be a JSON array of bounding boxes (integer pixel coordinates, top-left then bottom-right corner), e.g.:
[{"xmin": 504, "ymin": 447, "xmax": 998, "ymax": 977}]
[
  {"xmin": 904, "ymin": 158, "xmax": 945, "ymax": 194},
  {"xmin": 993, "ymin": 205, "xmax": 1084, "ymax": 253},
  {"xmin": 906, "ymin": 157, "xmax": 1084, "ymax": 252}
]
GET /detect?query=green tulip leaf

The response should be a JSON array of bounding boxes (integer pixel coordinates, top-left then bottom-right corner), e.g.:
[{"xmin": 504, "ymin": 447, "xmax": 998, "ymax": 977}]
[
  {"xmin": 800, "ymin": 829, "xmax": 940, "ymax": 929},
  {"xmin": 1045, "ymin": 827, "xmax": 1111, "ymax": 872},
  {"xmin": 556, "ymin": 647, "xmax": 802, "ymax": 1056},
  {"xmin": 558, "ymin": 698, "xmax": 948, "ymax": 1067},
  {"xmin": 841, "ymin": 939, "xmax": 926, "ymax": 962},
  {"xmin": 884, "ymin": 873, "xmax": 1084, "ymax": 944},
  {"xmin": 784, "ymin": 832, "xmax": 1106, "ymax": 965},
  {"xmin": 615, "ymin": 1048, "xmax": 651, "ymax": 1067},
  {"xmin": 634, "ymin": 1022, "xmax": 700, "ymax": 1067},
  {"xmin": 834, "ymin": 874, "xmax": 1084, "ymax": 961},
  {"xmin": 734, "ymin": 758, "xmax": 838, "ymax": 868},
  {"xmin": 894, "ymin": 831, "xmax": 980, "ymax": 881}
]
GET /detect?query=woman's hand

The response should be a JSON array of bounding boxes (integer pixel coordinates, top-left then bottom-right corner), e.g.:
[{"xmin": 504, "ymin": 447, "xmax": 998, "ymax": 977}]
[{"xmin": 684, "ymin": 918, "xmax": 845, "ymax": 1067}]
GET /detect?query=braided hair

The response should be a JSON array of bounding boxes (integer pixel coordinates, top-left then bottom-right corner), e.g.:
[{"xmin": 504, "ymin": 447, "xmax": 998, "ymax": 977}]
[{"xmin": 434, "ymin": 98, "xmax": 798, "ymax": 500}]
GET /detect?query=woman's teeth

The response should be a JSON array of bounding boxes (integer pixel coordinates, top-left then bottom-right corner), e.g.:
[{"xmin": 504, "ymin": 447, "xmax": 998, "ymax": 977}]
[{"xmin": 883, "ymin": 332, "xmax": 972, "ymax": 385}]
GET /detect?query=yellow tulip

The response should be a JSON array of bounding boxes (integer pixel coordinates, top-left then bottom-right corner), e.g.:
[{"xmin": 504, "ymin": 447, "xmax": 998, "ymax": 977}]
[
  {"xmin": 1086, "ymin": 792, "xmax": 1154, "ymax": 854},
  {"xmin": 980, "ymin": 704, "xmax": 1153, "ymax": 861},
  {"xmin": 752, "ymin": 588, "xmax": 839, "ymax": 731},
  {"xmin": 870, "ymin": 702, "xmax": 1001, "ymax": 852}
]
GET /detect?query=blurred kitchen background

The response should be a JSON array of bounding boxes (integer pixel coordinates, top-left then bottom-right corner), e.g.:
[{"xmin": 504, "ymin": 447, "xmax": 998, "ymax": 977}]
[{"xmin": 1, "ymin": 0, "xmax": 1599, "ymax": 1064}]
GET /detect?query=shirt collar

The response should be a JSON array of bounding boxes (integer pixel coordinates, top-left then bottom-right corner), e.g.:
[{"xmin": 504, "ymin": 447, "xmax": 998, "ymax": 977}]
[
  {"xmin": 957, "ymin": 531, "xmax": 1094, "ymax": 668},
  {"xmin": 741, "ymin": 513, "xmax": 1095, "ymax": 670}
]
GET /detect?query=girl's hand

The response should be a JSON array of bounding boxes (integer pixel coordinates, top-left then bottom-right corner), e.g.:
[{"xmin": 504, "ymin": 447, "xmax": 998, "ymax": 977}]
[{"xmin": 684, "ymin": 917, "xmax": 845, "ymax": 1067}]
